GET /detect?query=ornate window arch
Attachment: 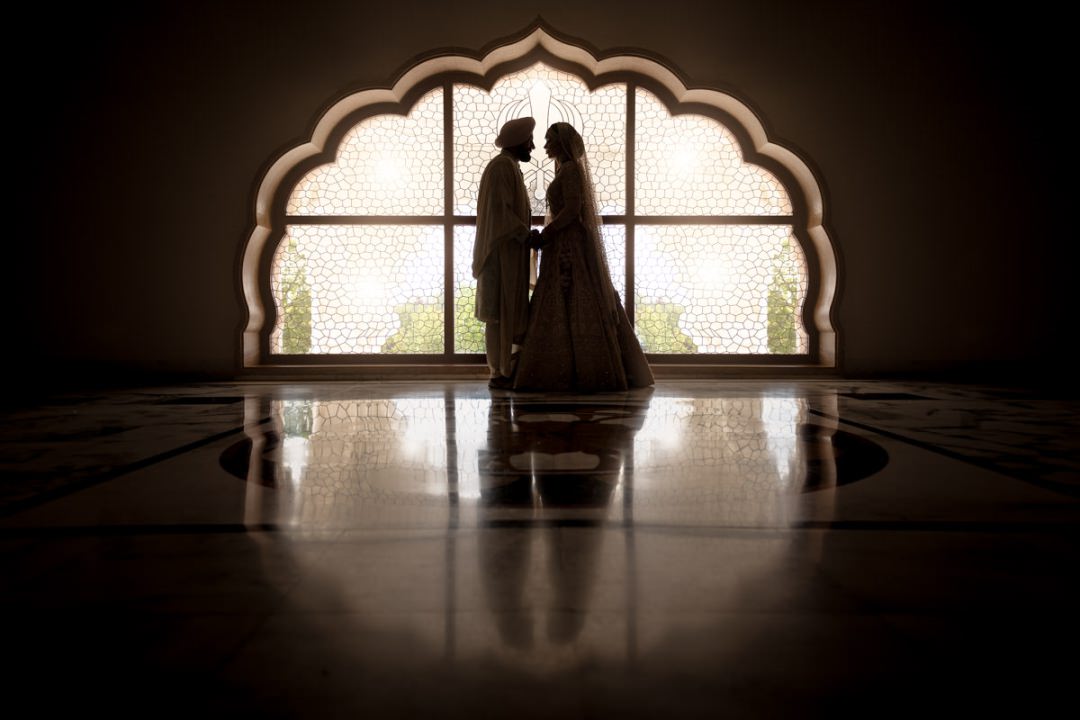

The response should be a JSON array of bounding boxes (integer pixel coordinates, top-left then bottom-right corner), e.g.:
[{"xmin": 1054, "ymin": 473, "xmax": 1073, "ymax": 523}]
[{"xmin": 241, "ymin": 22, "xmax": 839, "ymax": 374}]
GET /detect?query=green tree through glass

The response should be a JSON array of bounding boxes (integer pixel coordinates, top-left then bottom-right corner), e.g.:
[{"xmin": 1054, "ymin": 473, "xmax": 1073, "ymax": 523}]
[{"xmin": 279, "ymin": 238, "xmax": 312, "ymax": 354}]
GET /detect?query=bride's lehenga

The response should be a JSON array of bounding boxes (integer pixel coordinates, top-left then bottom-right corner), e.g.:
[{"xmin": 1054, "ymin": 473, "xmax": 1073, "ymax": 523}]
[{"xmin": 513, "ymin": 129, "xmax": 654, "ymax": 392}]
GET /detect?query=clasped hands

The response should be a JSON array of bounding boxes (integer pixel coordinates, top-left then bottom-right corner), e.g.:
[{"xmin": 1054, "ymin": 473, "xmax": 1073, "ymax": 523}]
[{"xmin": 526, "ymin": 228, "xmax": 549, "ymax": 250}]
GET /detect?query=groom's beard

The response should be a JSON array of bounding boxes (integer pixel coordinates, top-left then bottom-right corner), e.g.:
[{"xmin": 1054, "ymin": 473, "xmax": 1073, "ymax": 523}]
[{"xmin": 512, "ymin": 145, "xmax": 532, "ymax": 163}]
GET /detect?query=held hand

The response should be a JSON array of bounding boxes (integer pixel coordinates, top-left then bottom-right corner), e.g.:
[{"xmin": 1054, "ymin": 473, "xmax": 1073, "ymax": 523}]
[{"xmin": 528, "ymin": 228, "xmax": 548, "ymax": 250}]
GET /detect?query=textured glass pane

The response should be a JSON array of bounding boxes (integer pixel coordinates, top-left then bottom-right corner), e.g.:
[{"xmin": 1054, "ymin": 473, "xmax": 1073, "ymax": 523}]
[
  {"xmin": 454, "ymin": 64, "xmax": 626, "ymax": 216},
  {"xmin": 287, "ymin": 88, "xmax": 444, "ymax": 215},
  {"xmin": 634, "ymin": 225, "xmax": 807, "ymax": 354},
  {"xmin": 635, "ymin": 88, "xmax": 791, "ymax": 216},
  {"xmin": 601, "ymin": 225, "xmax": 626, "ymax": 303},
  {"xmin": 454, "ymin": 224, "xmax": 615, "ymax": 353},
  {"xmin": 270, "ymin": 225, "xmax": 444, "ymax": 354},
  {"xmin": 453, "ymin": 226, "xmax": 485, "ymax": 354},
  {"xmin": 269, "ymin": 65, "xmax": 821, "ymax": 361}
]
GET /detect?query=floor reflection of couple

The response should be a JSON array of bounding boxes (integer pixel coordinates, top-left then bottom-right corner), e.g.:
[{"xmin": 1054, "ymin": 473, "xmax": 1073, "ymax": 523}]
[
  {"xmin": 477, "ymin": 391, "xmax": 652, "ymax": 648},
  {"xmin": 474, "ymin": 117, "xmax": 654, "ymax": 392}
]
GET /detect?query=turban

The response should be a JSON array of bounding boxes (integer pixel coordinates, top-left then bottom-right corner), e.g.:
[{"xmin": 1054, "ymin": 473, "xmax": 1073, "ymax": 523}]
[{"xmin": 494, "ymin": 116, "xmax": 536, "ymax": 148}]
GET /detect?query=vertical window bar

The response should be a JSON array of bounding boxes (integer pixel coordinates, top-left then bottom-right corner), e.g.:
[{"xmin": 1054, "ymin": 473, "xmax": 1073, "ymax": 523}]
[
  {"xmin": 625, "ymin": 83, "xmax": 636, "ymax": 325},
  {"xmin": 443, "ymin": 82, "xmax": 455, "ymax": 356}
]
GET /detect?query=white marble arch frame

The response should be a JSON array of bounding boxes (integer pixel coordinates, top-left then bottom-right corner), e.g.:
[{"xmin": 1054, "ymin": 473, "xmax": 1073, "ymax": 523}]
[{"xmin": 240, "ymin": 20, "xmax": 840, "ymax": 373}]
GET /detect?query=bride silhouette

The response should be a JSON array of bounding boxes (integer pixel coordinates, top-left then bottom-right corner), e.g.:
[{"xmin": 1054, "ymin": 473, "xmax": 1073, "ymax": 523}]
[{"xmin": 512, "ymin": 122, "xmax": 654, "ymax": 392}]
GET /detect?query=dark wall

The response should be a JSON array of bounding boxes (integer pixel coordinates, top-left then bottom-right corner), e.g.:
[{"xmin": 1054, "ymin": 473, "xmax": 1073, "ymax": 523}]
[{"xmin": 17, "ymin": 0, "xmax": 1069, "ymax": 391}]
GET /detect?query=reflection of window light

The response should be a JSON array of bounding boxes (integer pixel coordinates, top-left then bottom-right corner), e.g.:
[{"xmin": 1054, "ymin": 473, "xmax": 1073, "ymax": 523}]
[
  {"xmin": 761, "ymin": 396, "xmax": 801, "ymax": 491},
  {"xmin": 399, "ymin": 422, "xmax": 428, "ymax": 460},
  {"xmin": 453, "ymin": 398, "xmax": 488, "ymax": 500},
  {"xmin": 635, "ymin": 397, "xmax": 691, "ymax": 455},
  {"xmin": 396, "ymin": 398, "xmax": 448, "ymax": 469},
  {"xmin": 282, "ymin": 436, "xmax": 310, "ymax": 490},
  {"xmin": 649, "ymin": 423, "xmax": 683, "ymax": 450}
]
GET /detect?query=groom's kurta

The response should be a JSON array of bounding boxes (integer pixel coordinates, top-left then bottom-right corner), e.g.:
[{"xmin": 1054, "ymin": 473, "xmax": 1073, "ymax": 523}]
[{"xmin": 473, "ymin": 151, "xmax": 533, "ymax": 378}]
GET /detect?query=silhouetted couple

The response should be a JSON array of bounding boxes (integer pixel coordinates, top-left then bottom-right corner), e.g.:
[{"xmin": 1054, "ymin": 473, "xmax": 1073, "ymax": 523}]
[{"xmin": 473, "ymin": 117, "xmax": 654, "ymax": 392}]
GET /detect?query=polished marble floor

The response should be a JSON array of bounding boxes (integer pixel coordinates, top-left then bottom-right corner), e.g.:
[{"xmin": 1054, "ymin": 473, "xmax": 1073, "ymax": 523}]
[{"xmin": 2, "ymin": 379, "xmax": 1078, "ymax": 717}]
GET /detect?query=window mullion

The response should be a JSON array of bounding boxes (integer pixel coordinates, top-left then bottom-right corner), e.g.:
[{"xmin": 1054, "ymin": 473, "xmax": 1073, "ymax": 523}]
[
  {"xmin": 443, "ymin": 81, "xmax": 455, "ymax": 356},
  {"xmin": 626, "ymin": 82, "xmax": 636, "ymax": 325}
]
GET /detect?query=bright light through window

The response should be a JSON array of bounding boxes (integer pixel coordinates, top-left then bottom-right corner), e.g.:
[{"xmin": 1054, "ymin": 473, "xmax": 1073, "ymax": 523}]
[{"xmin": 270, "ymin": 63, "xmax": 808, "ymax": 357}]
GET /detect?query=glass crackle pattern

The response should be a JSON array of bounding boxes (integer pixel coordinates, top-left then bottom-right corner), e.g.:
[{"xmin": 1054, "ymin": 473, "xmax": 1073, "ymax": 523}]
[
  {"xmin": 635, "ymin": 225, "xmax": 808, "ymax": 353},
  {"xmin": 271, "ymin": 225, "xmax": 444, "ymax": 354},
  {"xmin": 453, "ymin": 225, "xmax": 485, "ymax": 354},
  {"xmin": 454, "ymin": 64, "xmax": 626, "ymax": 216},
  {"xmin": 599, "ymin": 225, "xmax": 627, "ymax": 302},
  {"xmin": 635, "ymin": 88, "xmax": 792, "ymax": 216},
  {"xmin": 287, "ymin": 88, "xmax": 444, "ymax": 216},
  {"xmin": 273, "ymin": 63, "xmax": 809, "ymax": 358},
  {"xmin": 453, "ymin": 225, "xmax": 627, "ymax": 354}
]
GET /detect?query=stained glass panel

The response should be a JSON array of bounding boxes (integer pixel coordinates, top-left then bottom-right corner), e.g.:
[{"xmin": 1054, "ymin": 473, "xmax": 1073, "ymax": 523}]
[
  {"xmin": 272, "ymin": 65, "xmax": 812, "ymax": 360},
  {"xmin": 271, "ymin": 225, "xmax": 444, "ymax": 354},
  {"xmin": 600, "ymin": 225, "xmax": 626, "ymax": 302},
  {"xmin": 454, "ymin": 64, "xmax": 626, "ymax": 216},
  {"xmin": 287, "ymin": 88, "xmax": 444, "ymax": 215},
  {"xmin": 455, "ymin": 225, "xmax": 624, "ymax": 353},
  {"xmin": 635, "ymin": 88, "xmax": 791, "ymax": 216},
  {"xmin": 634, "ymin": 225, "xmax": 807, "ymax": 353},
  {"xmin": 453, "ymin": 226, "xmax": 485, "ymax": 354}
]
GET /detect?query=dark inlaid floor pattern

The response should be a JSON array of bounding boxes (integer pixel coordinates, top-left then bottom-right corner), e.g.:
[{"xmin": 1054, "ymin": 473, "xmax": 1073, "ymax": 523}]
[{"xmin": 1, "ymin": 379, "xmax": 1077, "ymax": 718}]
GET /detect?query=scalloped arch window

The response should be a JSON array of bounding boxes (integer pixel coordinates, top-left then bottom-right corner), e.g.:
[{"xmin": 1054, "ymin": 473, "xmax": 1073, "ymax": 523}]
[{"xmin": 243, "ymin": 29, "xmax": 837, "ymax": 368}]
